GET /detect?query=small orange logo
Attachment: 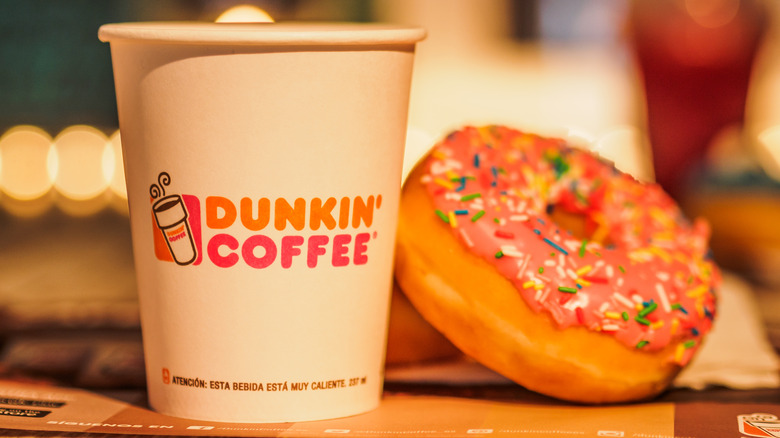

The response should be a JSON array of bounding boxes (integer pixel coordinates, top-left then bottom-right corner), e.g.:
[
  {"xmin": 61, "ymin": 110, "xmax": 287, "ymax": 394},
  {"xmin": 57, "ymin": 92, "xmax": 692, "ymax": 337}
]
[
  {"xmin": 150, "ymin": 172, "xmax": 200, "ymax": 266},
  {"xmin": 162, "ymin": 368, "xmax": 171, "ymax": 385},
  {"xmin": 739, "ymin": 413, "xmax": 780, "ymax": 437}
]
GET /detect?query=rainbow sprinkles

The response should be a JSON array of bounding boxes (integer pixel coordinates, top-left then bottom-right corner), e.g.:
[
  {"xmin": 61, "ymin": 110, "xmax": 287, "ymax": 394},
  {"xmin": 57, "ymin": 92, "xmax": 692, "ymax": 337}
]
[{"xmin": 420, "ymin": 125, "xmax": 719, "ymax": 366}]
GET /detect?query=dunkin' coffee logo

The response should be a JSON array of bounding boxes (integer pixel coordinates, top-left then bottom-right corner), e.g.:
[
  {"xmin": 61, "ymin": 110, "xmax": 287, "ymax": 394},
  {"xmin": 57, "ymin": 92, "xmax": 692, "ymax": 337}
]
[{"xmin": 149, "ymin": 172, "xmax": 381, "ymax": 269}]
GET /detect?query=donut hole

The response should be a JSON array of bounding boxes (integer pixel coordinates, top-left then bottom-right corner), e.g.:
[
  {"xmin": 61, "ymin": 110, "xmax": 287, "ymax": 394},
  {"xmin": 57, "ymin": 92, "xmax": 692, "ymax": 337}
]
[{"xmin": 547, "ymin": 204, "xmax": 614, "ymax": 247}]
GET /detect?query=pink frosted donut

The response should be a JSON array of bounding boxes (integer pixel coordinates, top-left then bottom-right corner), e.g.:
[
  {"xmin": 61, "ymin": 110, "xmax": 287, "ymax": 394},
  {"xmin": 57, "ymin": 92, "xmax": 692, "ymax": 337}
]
[{"xmin": 394, "ymin": 125, "xmax": 719, "ymax": 403}]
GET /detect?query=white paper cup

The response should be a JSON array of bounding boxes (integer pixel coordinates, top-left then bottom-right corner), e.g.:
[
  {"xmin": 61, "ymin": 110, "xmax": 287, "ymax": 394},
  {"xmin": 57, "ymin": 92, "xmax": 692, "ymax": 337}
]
[{"xmin": 99, "ymin": 22, "xmax": 425, "ymax": 423}]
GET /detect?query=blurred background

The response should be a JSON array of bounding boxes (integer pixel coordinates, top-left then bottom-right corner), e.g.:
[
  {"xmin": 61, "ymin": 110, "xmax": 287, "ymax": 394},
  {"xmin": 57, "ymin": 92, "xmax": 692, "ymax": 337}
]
[{"xmin": 1, "ymin": 0, "xmax": 779, "ymax": 389}]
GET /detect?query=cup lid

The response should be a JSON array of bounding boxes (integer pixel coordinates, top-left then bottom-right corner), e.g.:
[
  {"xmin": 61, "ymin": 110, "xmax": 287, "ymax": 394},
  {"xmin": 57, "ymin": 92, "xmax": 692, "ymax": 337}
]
[{"xmin": 98, "ymin": 22, "xmax": 426, "ymax": 46}]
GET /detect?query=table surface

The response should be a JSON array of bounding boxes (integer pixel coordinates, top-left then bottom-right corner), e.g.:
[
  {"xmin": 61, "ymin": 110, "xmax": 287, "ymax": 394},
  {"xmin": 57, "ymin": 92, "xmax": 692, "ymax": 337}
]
[{"xmin": 1, "ymin": 198, "xmax": 779, "ymax": 438}]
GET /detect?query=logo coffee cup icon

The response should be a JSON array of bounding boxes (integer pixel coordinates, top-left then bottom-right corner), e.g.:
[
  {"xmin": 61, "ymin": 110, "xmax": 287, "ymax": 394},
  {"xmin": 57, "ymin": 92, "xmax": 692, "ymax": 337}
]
[{"xmin": 151, "ymin": 172, "xmax": 197, "ymax": 265}]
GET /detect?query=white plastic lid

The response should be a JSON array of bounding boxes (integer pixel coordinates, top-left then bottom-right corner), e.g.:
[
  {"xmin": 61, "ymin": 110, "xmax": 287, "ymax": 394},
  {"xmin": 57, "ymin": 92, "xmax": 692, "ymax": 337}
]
[{"xmin": 98, "ymin": 22, "xmax": 426, "ymax": 46}]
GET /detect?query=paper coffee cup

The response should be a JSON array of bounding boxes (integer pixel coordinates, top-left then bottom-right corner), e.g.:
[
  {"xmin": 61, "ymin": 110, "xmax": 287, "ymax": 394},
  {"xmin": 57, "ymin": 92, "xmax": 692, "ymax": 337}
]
[{"xmin": 99, "ymin": 22, "xmax": 425, "ymax": 423}]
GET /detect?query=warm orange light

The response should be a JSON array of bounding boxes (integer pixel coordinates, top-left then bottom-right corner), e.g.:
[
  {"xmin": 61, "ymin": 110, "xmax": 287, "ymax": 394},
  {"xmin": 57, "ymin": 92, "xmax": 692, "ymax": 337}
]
[
  {"xmin": 52, "ymin": 125, "xmax": 110, "ymax": 201},
  {"xmin": 0, "ymin": 125, "xmax": 54, "ymax": 201},
  {"xmin": 215, "ymin": 5, "xmax": 274, "ymax": 23}
]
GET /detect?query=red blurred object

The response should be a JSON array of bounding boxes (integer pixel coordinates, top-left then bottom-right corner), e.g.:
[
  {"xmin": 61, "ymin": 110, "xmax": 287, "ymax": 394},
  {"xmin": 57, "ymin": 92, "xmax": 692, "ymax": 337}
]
[{"xmin": 629, "ymin": 0, "xmax": 768, "ymax": 199}]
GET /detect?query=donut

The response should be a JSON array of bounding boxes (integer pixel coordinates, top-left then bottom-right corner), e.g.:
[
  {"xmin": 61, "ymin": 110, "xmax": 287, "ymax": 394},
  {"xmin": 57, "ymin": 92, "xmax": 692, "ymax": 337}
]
[
  {"xmin": 394, "ymin": 125, "xmax": 719, "ymax": 403},
  {"xmin": 385, "ymin": 281, "xmax": 462, "ymax": 365}
]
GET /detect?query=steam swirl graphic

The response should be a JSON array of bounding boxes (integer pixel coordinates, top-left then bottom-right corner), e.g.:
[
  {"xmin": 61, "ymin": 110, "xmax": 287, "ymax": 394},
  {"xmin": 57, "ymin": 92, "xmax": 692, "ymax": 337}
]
[{"xmin": 150, "ymin": 172, "xmax": 171, "ymax": 200}]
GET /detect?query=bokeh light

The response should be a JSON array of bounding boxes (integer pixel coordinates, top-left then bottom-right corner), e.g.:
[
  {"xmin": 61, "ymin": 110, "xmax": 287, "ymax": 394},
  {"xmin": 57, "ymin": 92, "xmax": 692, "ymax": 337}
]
[
  {"xmin": 0, "ymin": 125, "xmax": 54, "ymax": 201},
  {"xmin": 52, "ymin": 125, "xmax": 110, "ymax": 201},
  {"xmin": 215, "ymin": 5, "xmax": 274, "ymax": 23}
]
